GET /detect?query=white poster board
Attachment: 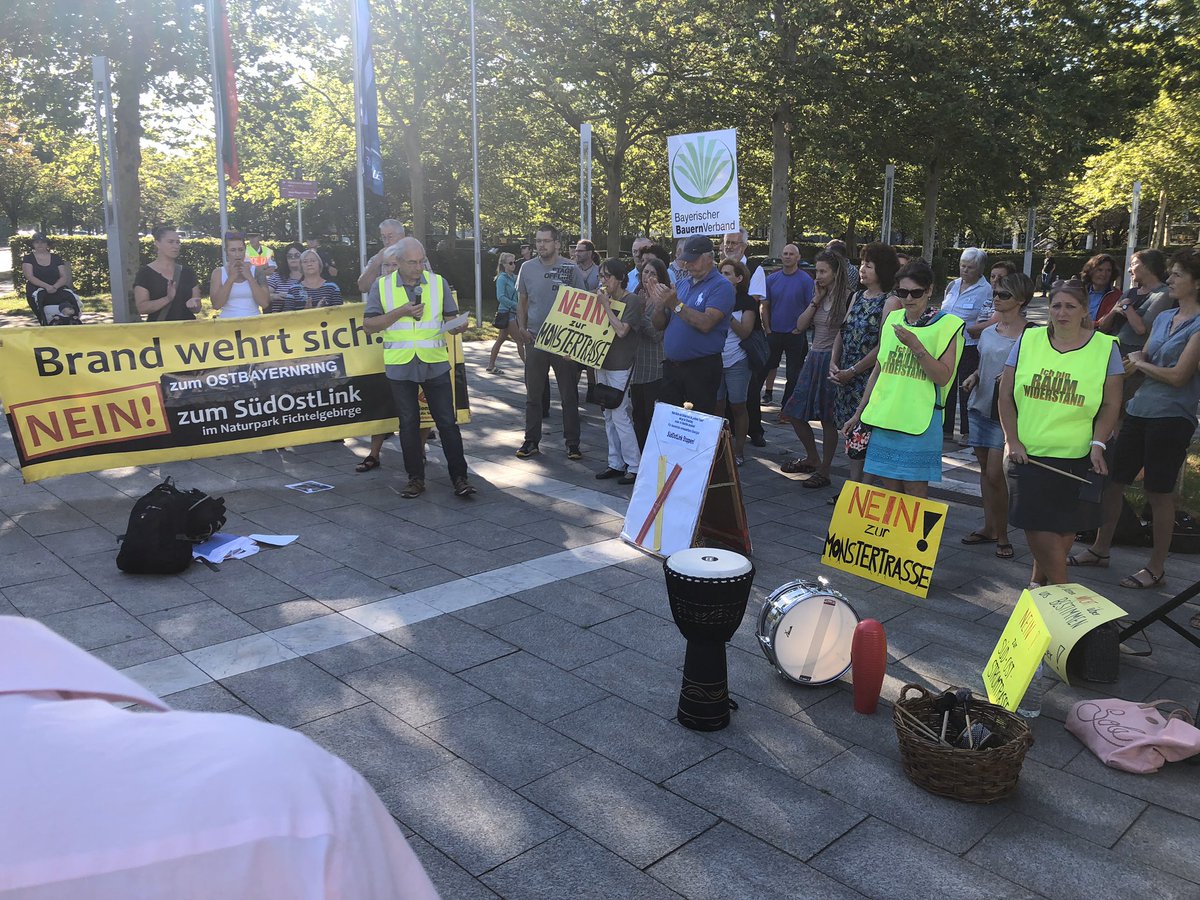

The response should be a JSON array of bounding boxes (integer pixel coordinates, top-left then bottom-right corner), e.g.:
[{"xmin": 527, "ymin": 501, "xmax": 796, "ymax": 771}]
[
  {"xmin": 668, "ymin": 128, "xmax": 740, "ymax": 238},
  {"xmin": 622, "ymin": 403, "xmax": 724, "ymax": 557}
]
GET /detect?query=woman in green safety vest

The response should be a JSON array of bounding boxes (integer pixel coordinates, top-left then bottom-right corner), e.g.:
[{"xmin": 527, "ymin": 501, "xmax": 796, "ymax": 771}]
[
  {"xmin": 998, "ymin": 278, "xmax": 1124, "ymax": 588},
  {"xmin": 843, "ymin": 259, "xmax": 964, "ymax": 498}
]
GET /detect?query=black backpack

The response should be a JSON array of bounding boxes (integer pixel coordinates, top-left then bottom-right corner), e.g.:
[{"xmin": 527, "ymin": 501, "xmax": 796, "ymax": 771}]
[{"xmin": 117, "ymin": 478, "xmax": 227, "ymax": 574}]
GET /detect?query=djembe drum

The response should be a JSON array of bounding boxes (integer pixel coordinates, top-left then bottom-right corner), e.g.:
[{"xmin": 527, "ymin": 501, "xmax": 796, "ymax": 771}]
[{"xmin": 663, "ymin": 548, "xmax": 756, "ymax": 731}]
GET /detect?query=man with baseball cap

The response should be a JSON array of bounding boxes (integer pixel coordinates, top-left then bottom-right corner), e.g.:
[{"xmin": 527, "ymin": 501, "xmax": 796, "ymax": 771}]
[{"xmin": 647, "ymin": 235, "xmax": 735, "ymax": 414}]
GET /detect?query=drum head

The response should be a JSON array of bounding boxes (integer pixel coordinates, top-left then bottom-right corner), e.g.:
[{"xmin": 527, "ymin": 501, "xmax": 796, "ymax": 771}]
[
  {"xmin": 769, "ymin": 592, "xmax": 859, "ymax": 685},
  {"xmin": 665, "ymin": 547, "xmax": 753, "ymax": 579}
]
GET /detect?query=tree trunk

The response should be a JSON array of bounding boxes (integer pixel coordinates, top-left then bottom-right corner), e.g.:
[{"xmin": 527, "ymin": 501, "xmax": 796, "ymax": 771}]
[
  {"xmin": 845, "ymin": 214, "xmax": 857, "ymax": 259},
  {"xmin": 920, "ymin": 152, "xmax": 943, "ymax": 262},
  {"xmin": 445, "ymin": 176, "xmax": 458, "ymax": 250},
  {"xmin": 604, "ymin": 159, "xmax": 622, "ymax": 257},
  {"xmin": 1152, "ymin": 187, "xmax": 1168, "ymax": 248},
  {"xmin": 111, "ymin": 48, "xmax": 146, "ymax": 323},
  {"xmin": 767, "ymin": 1, "xmax": 797, "ymax": 258},
  {"xmin": 402, "ymin": 125, "xmax": 426, "ymax": 242}
]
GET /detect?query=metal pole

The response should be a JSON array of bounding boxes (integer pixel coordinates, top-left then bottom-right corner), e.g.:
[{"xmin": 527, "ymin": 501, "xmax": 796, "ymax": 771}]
[
  {"xmin": 1123, "ymin": 181, "xmax": 1141, "ymax": 292},
  {"xmin": 204, "ymin": 0, "xmax": 229, "ymax": 241},
  {"xmin": 298, "ymin": 200, "xmax": 304, "ymax": 243},
  {"xmin": 580, "ymin": 123, "xmax": 593, "ymax": 241},
  {"xmin": 881, "ymin": 164, "xmax": 895, "ymax": 244},
  {"xmin": 351, "ymin": 0, "xmax": 369, "ymax": 293},
  {"xmin": 91, "ymin": 57, "xmax": 131, "ymax": 323},
  {"xmin": 469, "ymin": 0, "xmax": 483, "ymax": 325},
  {"xmin": 1023, "ymin": 207, "xmax": 1036, "ymax": 277}
]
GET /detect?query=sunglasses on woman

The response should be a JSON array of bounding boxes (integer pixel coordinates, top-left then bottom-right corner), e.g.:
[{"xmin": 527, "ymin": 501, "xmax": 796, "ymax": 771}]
[
  {"xmin": 893, "ymin": 287, "xmax": 927, "ymax": 299},
  {"xmin": 994, "ymin": 290, "xmax": 1014, "ymax": 300}
]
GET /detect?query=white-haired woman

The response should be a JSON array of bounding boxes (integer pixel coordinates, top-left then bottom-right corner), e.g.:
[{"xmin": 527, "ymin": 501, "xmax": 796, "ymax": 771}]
[{"xmin": 940, "ymin": 247, "xmax": 992, "ymax": 445}]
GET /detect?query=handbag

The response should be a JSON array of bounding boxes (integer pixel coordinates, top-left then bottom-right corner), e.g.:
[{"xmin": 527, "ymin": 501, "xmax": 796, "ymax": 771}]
[
  {"xmin": 740, "ymin": 327, "xmax": 770, "ymax": 374},
  {"xmin": 845, "ymin": 424, "xmax": 872, "ymax": 459},
  {"xmin": 1066, "ymin": 698, "xmax": 1200, "ymax": 773},
  {"xmin": 492, "ymin": 309, "xmax": 511, "ymax": 328},
  {"xmin": 593, "ymin": 375, "xmax": 630, "ymax": 410}
]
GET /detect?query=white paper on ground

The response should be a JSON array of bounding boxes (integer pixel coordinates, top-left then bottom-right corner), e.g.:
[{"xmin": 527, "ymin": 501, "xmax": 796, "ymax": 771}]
[
  {"xmin": 194, "ymin": 533, "xmax": 260, "ymax": 563},
  {"xmin": 285, "ymin": 481, "xmax": 334, "ymax": 493},
  {"xmin": 248, "ymin": 534, "xmax": 299, "ymax": 547}
]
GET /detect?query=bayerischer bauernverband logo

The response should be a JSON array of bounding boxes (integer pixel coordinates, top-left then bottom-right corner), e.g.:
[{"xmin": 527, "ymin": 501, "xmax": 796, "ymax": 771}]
[{"xmin": 670, "ymin": 134, "xmax": 736, "ymax": 204}]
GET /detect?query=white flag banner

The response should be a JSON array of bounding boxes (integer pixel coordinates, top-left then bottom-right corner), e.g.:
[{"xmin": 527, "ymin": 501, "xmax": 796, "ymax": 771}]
[{"xmin": 668, "ymin": 128, "xmax": 740, "ymax": 238}]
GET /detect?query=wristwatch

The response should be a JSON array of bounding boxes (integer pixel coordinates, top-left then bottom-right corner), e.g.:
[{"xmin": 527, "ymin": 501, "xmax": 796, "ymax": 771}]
[{"xmin": 674, "ymin": 302, "xmax": 684, "ymax": 314}]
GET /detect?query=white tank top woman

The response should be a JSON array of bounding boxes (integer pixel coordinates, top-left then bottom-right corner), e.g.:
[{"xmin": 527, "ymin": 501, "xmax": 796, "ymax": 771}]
[{"xmin": 219, "ymin": 266, "xmax": 262, "ymax": 318}]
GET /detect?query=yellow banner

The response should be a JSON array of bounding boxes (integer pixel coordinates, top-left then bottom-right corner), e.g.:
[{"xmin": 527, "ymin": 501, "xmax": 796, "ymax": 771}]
[
  {"xmin": 1027, "ymin": 583, "xmax": 1126, "ymax": 683},
  {"xmin": 821, "ymin": 481, "xmax": 949, "ymax": 597},
  {"xmin": 0, "ymin": 307, "xmax": 469, "ymax": 482},
  {"xmin": 983, "ymin": 591, "xmax": 1052, "ymax": 711},
  {"xmin": 533, "ymin": 286, "xmax": 625, "ymax": 367}
]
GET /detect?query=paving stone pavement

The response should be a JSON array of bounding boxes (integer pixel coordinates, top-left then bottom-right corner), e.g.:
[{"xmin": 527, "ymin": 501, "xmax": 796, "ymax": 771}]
[{"xmin": 2, "ymin": 340, "xmax": 1198, "ymax": 899}]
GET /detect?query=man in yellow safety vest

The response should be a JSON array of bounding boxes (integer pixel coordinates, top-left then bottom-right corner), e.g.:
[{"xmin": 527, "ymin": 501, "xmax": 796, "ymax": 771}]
[
  {"xmin": 244, "ymin": 231, "xmax": 276, "ymax": 271},
  {"xmin": 363, "ymin": 238, "xmax": 475, "ymax": 499}
]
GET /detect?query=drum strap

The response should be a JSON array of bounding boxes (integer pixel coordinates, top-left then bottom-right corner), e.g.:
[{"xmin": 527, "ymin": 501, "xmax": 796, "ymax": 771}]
[{"xmin": 800, "ymin": 598, "xmax": 838, "ymax": 682}]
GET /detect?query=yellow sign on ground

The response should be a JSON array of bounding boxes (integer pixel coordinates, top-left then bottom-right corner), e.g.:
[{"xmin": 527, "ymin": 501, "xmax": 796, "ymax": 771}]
[
  {"xmin": 1027, "ymin": 583, "xmax": 1126, "ymax": 683},
  {"xmin": 821, "ymin": 481, "xmax": 949, "ymax": 597},
  {"xmin": 0, "ymin": 307, "xmax": 467, "ymax": 482},
  {"xmin": 533, "ymin": 287, "xmax": 624, "ymax": 367},
  {"xmin": 984, "ymin": 591, "xmax": 1052, "ymax": 711}
]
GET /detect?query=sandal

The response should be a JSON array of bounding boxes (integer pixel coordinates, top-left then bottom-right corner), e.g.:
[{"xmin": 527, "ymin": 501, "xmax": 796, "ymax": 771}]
[
  {"xmin": 781, "ymin": 458, "xmax": 817, "ymax": 474},
  {"xmin": 995, "ymin": 543, "xmax": 1014, "ymax": 559},
  {"xmin": 802, "ymin": 472, "xmax": 831, "ymax": 489},
  {"xmin": 1120, "ymin": 568, "xmax": 1165, "ymax": 589},
  {"xmin": 1067, "ymin": 548, "xmax": 1109, "ymax": 568},
  {"xmin": 961, "ymin": 531, "xmax": 997, "ymax": 545},
  {"xmin": 355, "ymin": 455, "xmax": 381, "ymax": 473}
]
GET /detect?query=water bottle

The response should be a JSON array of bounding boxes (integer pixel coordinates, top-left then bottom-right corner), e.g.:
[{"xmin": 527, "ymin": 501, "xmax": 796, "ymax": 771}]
[{"xmin": 1017, "ymin": 663, "xmax": 1049, "ymax": 718}]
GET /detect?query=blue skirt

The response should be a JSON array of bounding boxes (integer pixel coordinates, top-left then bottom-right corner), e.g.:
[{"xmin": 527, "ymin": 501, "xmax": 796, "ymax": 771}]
[
  {"xmin": 783, "ymin": 349, "xmax": 836, "ymax": 423},
  {"xmin": 864, "ymin": 408, "xmax": 944, "ymax": 483}
]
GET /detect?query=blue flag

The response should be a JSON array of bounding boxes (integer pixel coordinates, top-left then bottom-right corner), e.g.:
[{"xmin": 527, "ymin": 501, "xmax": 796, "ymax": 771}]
[{"xmin": 354, "ymin": 0, "xmax": 384, "ymax": 197}]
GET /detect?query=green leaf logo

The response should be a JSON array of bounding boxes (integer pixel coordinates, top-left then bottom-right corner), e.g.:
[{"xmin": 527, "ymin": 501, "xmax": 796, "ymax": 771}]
[{"xmin": 670, "ymin": 135, "xmax": 736, "ymax": 204}]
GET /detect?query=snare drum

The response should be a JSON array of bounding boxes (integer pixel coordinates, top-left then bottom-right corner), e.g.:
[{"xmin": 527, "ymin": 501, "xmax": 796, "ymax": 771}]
[{"xmin": 757, "ymin": 580, "xmax": 860, "ymax": 685}]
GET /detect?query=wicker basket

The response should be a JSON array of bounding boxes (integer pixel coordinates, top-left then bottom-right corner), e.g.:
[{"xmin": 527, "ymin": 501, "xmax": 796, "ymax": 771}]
[{"xmin": 892, "ymin": 683, "xmax": 1034, "ymax": 803}]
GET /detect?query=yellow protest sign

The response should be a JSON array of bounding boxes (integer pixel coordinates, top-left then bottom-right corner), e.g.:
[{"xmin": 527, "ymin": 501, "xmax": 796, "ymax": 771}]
[
  {"xmin": 533, "ymin": 286, "xmax": 625, "ymax": 367},
  {"xmin": 1027, "ymin": 583, "xmax": 1126, "ymax": 683},
  {"xmin": 0, "ymin": 307, "xmax": 467, "ymax": 482},
  {"xmin": 984, "ymin": 591, "xmax": 1052, "ymax": 711},
  {"xmin": 821, "ymin": 481, "xmax": 948, "ymax": 597}
]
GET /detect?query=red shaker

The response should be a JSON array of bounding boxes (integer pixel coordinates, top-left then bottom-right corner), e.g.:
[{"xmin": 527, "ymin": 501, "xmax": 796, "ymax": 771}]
[{"xmin": 851, "ymin": 618, "xmax": 887, "ymax": 714}]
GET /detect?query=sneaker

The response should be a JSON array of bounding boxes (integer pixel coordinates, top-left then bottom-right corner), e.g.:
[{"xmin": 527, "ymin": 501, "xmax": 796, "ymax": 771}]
[
  {"xmin": 453, "ymin": 476, "xmax": 477, "ymax": 497},
  {"xmin": 749, "ymin": 434, "xmax": 767, "ymax": 448},
  {"xmin": 400, "ymin": 478, "xmax": 425, "ymax": 499},
  {"xmin": 595, "ymin": 467, "xmax": 625, "ymax": 480},
  {"xmin": 486, "ymin": 366, "xmax": 503, "ymax": 374},
  {"xmin": 957, "ymin": 433, "xmax": 970, "ymax": 446},
  {"xmin": 762, "ymin": 391, "xmax": 774, "ymax": 404},
  {"xmin": 516, "ymin": 441, "xmax": 540, "ymax": 459},
  {"xmin": 618, "ymin": 471, "xmax": 637, "ymax": 485},
  {"xmin": 567, "ymin": 444, "xmax": 583, "ymax": 460}
]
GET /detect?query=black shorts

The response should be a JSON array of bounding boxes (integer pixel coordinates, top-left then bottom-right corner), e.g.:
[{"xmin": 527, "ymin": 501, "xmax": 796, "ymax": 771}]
[{"xmin": 1111, "ymin": 414, "xmax": 1195, "ymax": 494}]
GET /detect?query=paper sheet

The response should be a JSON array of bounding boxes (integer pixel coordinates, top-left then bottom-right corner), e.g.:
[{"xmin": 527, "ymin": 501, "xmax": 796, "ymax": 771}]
[
  {"xmin": 439, "ymin": 313, "xmax": 470, "ymax": 333},
  {"xmin": 248, "ymin": 534, "xmax": 298, "ymax": 547},
  {"xmin": 193, "ymin": 533, "xmax": 260, "ymax": 563}
]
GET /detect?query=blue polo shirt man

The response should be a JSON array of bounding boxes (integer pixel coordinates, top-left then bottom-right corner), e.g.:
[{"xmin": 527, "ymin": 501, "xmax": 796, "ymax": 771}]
[
  {"xmin": 649, "ymin": 235, "xmax": 735, "ymax": 415},
  {"xmin": 762, "ymin": 243, "xmax": 815, "ymax": 408}
]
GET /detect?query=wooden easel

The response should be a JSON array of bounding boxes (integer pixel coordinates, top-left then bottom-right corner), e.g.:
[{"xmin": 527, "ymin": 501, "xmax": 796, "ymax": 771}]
[{"xmin": 695, "ymin": 426, "xmax": 752, "ymax": 554}]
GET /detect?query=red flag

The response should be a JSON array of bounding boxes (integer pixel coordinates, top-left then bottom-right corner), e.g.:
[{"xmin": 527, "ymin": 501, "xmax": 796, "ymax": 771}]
[{"xmin": 214, "ymin": 0, "xmax": 240, "ymax": 186}]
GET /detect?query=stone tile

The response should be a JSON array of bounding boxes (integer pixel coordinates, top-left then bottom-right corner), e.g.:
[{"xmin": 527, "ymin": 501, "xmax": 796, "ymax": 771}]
[
  {"xmin": 444, "ymin": 518, "xmax": 537, "ymax": 551},
  {"xmin": 220, "ymin": 657, "xmax": 367, "ymax": 727},
  {"xmin": 421, "ymin": 700, "xmax": 589, "ymax": 789},
  {"xmin": 304, "ymin": 635, "xmax": 407, "ymax": 676},
  {"xmin": 1022, "ymin": 712, "xmax": 1087, "ymax": 768},
  {"xmin": 966, "ymin": 813, "xmax": 1196, "ymax": 899},
  {"xmin": 343, "ymin": 653, "xmax": 489, "ymax": 728},
  {"xmin": 520, "ymin": 755, "xmax": 717, "ymax": 868},
  {"xmin": 0, "ymin": 525, "xmax": 45, "ymax": 557},
  {"xmin": 93, "ymin": 634, "xmax": 178, "ymax": 670},
  {"xmin": 383, "ymin": 615, "xmax": 516, "ymax": 673},
  {"xmin": 468, "ymin": 563, "xmax": 556, "ymax": 597},
  {"xmin": 161, "ymin": 681, "xmax": 243, "ymax": 713},
  {"xmin": 12, "ymin": 506, "xmax": 95, "ymax": 537},
  {"xmin": 573, "ymin": 648, "xmax": 684, "ymax": 717},
  {"xmin": 602, "ymin": 576, "xmax": 673, "ymax": 619},
  {"xmin": 511, "ymin": 581, "xmax": 633, "ymax": 627},
  {"xmin": 811, "ymin": 817, "xmax": 1033, "ymax": 900},
  {"xmin": 380, "ymin": 759, "xmax": 566, "ymax": 877},
  {"xmin": 238, "ymin": 599, "xmax": 333, "ymax": 631},
  {"xmin": 340, "ymin": 594, "xmax": 442, "ymax": 632},
  {"xmin": 480, "ymin": 830, "xmax": 680, "ymax": 900},
  {"xmin": 123, "ymin": 654, "xmax": 211, "ymax": 698},
  {"xmin": 246, "ymin": 543, "xmax": 342, "ymax": 582},
  {"xmin": 241, "ymin": 503, "xmax": 330, "ymax": 532},
  {"xmin": 451, "ymin": 596, "xmax": 541, "ymax": 629},
  {"xmin": 649, "ymin": 822, "xmax": 862, "ymax": 900},
  {"xmin": 1064, "ymin": 743, "xmax": 1200, "ymax": 819},
  {"xmin": 297, "ymin": 567, "xmax": 399, "ymax": 611},
  {"xmin": 141, "ymin": 600, "xmax": 259, "ymax": 653},
  {"xmin": 37, "ymin": 525, "xmax": 121, "ymax": 559},
  {"xmin": 380, "ymin": 564, "xmax": 460, "ymax": 594},
  {"xmin": 407, "ymin": 837, "xmax": 499, "ymax": 900},
  {"xmin": 489, "ymin": 611, "xmax": 622, "ymax": 670},
  {"xmin": 1115, "ymin": 806, "xmax": 1200, "ymax": 885},
  {"xmin": 404, "ymin": 577, "xmax": 503, "ymax": 614},
  {"xmin": 185, "ymin": 633, "xmax": 297, "ymax": 680},
  {"xmin": 515, "ymin": 518, "xmax": 613, "ymax": 549},
  {"xmin": 552, "ymin": 697, "xmax": 721, "ymax": 783},
  {"xmin": 797, "ymin": 690, "xmax": 904, "ymax": 760},
  {"xmin": 299, "ymin": 703, "xmax": 453, "ymax": 795},
  {"xmin": 568, "ymin": 564, "xmax": 645, "ymax": 593},
  {"xmin": 0, "ymin": 550, "xmax": 72, "ymax": 588},
  {"xmin": 726, "ymin": 645, "xmax": 841, "ymax": 717},
  {"xmin": 39, "ymin": 602, "xmax": 151, "ymax": 650},
  {"xmin": 0, "ymin": 573, "xmax": 109, "ymax": 617},
  {"xmin": 194, "ymin": 567, "xmax": 306, "ymax": 612},
  {"xmin": 412, "ymin": 540, "xmax": 514, "ymax": 577},
  {"xmin": 665, "ymin": 749, "xmax": 865, "ymax": 861},
  {"xmin": 459, "ymin": 652, "xmax": 608, "ymax": 722},
  {"xmin": 1010, "ymin": 758, "xmax": 1146, "ymax": 846},
  {"xmin": 269, "ymin": 613, "xmax": 374, "ymax": 655},
  {"xmin": 589, "ymin": 609, "xmax": 686, "ymax": 664},
  {"xmin": 706, "ymin": 698, "xmax": 848, "ymax": 779}
]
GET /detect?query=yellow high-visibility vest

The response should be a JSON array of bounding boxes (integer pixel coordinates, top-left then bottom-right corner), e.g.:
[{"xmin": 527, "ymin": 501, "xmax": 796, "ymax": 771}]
[
  {"xmin": 1013, "ymin": 327, "xmax": 1114, "ymax": 458},
  {"xmin": 861, "ymin": 309, "xmax": 964, "ymax": 435},
  {"xmin": 380, "ymin": 272, "xmax": 449, "ymax": 365}
]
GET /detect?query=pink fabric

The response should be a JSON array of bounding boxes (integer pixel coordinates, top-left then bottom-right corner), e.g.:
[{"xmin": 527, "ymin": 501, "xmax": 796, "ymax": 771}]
[
  {"xmin": 1066, "ymin": 698, "xmax": 1200, "ymax": 774},
  {"xmin": 0, "ymin": 616, "xmax": 439, "ymax": 899}
]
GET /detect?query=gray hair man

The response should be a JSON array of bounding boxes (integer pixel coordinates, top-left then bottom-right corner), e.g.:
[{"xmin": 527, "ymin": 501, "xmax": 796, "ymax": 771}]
[{"xmin": 357, "ymin": 219, "xmax": 407, "ymax": 294}]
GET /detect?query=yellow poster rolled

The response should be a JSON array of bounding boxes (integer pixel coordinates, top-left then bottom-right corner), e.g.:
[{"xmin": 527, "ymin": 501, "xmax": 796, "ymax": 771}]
[
  {"xmin": 533, "ymin": 286, "xmax": 625, "ymax": 367},
  {"xmin": 821, "ymin": 481, "xmax": 948, "ymax": 598},
  {"xmin": 0, "ymin": 307, "xmax": 467, "ymax": 482},
  {"xmin": 983, "ymin": 591, "xmax": 1052, "ymax": 711},
  {"xmin": 1026, "ymin": 583, "xmax": 1126, "ymax": 683}
]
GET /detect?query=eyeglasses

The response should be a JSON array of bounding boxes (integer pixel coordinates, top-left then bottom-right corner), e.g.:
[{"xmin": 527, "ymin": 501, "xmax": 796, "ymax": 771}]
[
  {"xmin": 893, "ymin": 287, "xmax": 927, "ymax": 299},
  {"xmin": 994, "ymin": 290, "xmax": 1014, "ymax": 300}
]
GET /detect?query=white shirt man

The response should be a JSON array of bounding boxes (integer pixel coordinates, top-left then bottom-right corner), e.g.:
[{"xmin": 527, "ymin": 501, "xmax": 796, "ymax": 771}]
[
  {"xmin": 720, "ymin": 230, "xmax": 767, "ymax": 302},
  {"xmin": 357, "ymin": 218, "xmax": 407, "ymax": 294}
]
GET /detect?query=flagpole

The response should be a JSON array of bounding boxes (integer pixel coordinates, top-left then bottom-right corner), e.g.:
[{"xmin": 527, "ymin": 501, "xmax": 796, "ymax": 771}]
[
  {"xmin": 351, "ymin": 0, "xmax": 369, "ymax": 293},
  {"xmin": 469, "ymin": 0, "xmax": 483, "ymax": 326},
  {"xmin": 205, "ymin": 0, "xmax": 229, "ymax": 240}
]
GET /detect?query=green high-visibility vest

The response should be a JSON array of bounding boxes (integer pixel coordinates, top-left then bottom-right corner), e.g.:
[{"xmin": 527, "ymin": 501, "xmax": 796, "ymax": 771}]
[
  {"xmin": 379, "ymin": 272, "xmax": 449, "ymax": 365},
  {"xmin": 1012, "ymin": 326, "xmax": 1114, "ymax": 458},
  {"xmin": 861, "ymin": 309, "xmax": 964, "ymax": 435}
]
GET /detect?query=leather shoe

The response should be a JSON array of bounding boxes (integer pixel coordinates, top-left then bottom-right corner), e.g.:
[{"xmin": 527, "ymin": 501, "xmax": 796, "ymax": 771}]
[{"xmin": 595, "ymin": 467, "xmax": 625, "ymax": 480}]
